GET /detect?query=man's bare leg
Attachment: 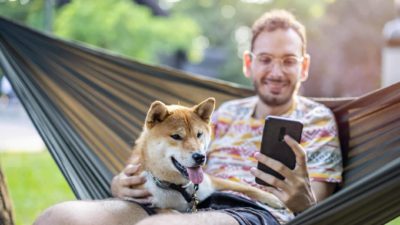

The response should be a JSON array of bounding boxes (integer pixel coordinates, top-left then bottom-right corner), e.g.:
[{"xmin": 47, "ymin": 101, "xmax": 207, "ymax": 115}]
[
  {"xmin": 136, "ymin": 211, "xmax": 239, "ymax": 225},
  {"xmin": 34, "ymin": 199, "xmax": 149, "ymax": 225}
]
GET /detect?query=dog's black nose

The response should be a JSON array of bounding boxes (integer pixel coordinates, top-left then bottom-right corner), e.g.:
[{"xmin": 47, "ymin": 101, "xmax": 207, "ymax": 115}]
[{"xmin": 192, "ymin": 153, "xmax": 205, "ymax": 164}]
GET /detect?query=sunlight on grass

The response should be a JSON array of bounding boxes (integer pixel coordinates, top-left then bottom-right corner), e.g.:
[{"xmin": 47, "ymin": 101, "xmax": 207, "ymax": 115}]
[
  {"xmin": 0, "ymin": 151, "xmax": 75, "ymax": 225},
  {"xmin": 387, "ymin": 217, "xmax": 400, "ymax": 225}
]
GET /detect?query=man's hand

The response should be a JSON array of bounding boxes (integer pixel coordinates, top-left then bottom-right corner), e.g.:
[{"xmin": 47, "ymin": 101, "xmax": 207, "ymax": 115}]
[
  {"xmin": 111, "ymin": 160, "xmax": 152, "ymax": 204},
  {"xmin": 250, "ymin": 135, "xmax": 317, "ymax": 213}
]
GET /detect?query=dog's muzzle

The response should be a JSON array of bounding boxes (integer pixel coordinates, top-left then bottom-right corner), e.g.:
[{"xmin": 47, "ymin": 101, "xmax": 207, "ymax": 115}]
[
  {"xmin": 171, "ymin": 157, "xmax": 189, "ymax": 179},
  {"xmin": 171, "ymin": 154, "xmax": 205, "ymax": 184},
  {"xmin": 192, "ymin": 153, "xmax": 205, "ymax": 165}
]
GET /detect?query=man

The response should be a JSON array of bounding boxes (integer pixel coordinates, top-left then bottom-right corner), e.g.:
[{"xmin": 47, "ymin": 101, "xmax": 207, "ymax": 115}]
[
  {"xmin": 1, "ymin": 76, "xmax": 16, "ymax": 106},
  {"xmin": 35, "ymin": 9, "xmax": 342, "ymax": 225},
  {"xmin": 383, "ymin": 0, "xmax": 400, "ymax": 44}
]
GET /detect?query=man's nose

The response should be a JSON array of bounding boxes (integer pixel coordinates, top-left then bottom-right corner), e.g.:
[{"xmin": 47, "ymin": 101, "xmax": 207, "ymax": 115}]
[
  {"xmin": 269, "ymin": 61, "xmax": 285, "ymax": 77},
  {"xmin": 192, "ymin": 153, "xmax": 206, "ymax": 165}
]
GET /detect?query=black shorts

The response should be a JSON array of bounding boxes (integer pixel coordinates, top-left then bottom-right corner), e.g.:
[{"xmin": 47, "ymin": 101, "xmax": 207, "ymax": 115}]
[{"xmin": 136, "ymin": 192, "xmax": 280, "ymax": 225}]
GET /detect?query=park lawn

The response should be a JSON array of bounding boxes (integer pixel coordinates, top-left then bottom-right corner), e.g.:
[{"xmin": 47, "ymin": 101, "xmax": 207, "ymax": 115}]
[
  {"xmin": 0, "ymin": 151, "xmax": 399, "ymax": 225},
  {"xmin": 388, "ymin": 218, "xmax": 400, "ymax": 225},
  {"xmin": 0, "ymin": 151, "xmax": 75, "ymax": 225}
]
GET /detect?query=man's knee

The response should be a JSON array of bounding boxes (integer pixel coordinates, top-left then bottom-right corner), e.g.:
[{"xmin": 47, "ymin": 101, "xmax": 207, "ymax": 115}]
[
  {"xmin": 136, "ymin": 214, "xmax": 176, "ymax": 225},
  {"xmin": 136, "ymin": 212, "xmax": 238, "ymax": 225},
  {"xmin": 34, "ymin": 201, "xmax": 79, "ymax": 225},
  {"xmin": 34, "ymin": 199, "xmax": 150, "ymax": 225}
]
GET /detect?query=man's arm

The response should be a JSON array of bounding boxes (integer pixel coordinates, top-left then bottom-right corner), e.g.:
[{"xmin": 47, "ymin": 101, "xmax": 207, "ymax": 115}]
[{"xmin": 311, "ymin": 181, "xmax": 336, "ymax": 202}]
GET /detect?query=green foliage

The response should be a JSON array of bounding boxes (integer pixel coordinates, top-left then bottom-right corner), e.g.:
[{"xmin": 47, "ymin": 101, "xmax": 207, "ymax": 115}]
[
  {"xmin": 1, "ymin": 0, "xmax": 393, "ymax": 95},
  {"xmin": 0, "ymin": 1, "xmax": 31, "ymax": 22},
  {"xmin": 54, "ymin": 0, "xmax": 201, "ymax": 64},
  {"xmin": 0, "ymin": 0, "xmax": 330, "ymax": 86},
  {"xmin": 0, "ymin": 152, "xmax": 75, "ymax": 225},
  {"xmin": 0, "ymin": 0, "xmax": 46, "ymax": 30}
]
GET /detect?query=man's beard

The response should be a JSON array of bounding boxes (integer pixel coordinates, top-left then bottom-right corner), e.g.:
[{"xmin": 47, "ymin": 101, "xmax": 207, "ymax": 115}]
[{"xmin": 253, "ymin": 80, "xmax": 298, "ymax": 106}]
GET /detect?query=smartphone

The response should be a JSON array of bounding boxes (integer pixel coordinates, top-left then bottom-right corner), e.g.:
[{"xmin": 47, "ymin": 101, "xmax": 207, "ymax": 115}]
[{"xmin": 255, "ymin": 116, "xmax": 303, "ymax": 186}]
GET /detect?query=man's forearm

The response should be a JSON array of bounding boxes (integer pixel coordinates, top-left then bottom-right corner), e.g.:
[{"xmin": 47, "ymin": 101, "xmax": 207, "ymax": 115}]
[{"xmin": 310, "ymin": 181, "xmax": 336, "ymax": 202}]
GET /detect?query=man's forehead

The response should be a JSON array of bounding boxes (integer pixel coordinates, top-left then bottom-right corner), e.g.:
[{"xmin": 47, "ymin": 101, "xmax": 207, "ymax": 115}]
[{"xmin": 252, "ymin": 29, "xmax": 303, "ymax": 56}]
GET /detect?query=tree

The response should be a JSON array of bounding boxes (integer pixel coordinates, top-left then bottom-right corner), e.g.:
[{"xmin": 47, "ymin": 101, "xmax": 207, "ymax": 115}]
[
  {"xmin": 53, "ymin": 0, "xmax": 201, "ymax": 64},
  {"xmin": 0, "ymin": 0, "xmax": 201, "ymax": 65},
  {"xmin": 0, "ymin": 168, "xmax": 14, "ymax": 225},
  {"xmin": 0, "ymin": 0, "xmax": 47, "ymax": 30}
]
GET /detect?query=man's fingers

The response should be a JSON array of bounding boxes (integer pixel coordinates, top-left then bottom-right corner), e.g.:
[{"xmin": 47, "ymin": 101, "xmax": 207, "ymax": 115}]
[
  {"xmin": 122, "ymin": 188, "xmax": 152, "ymax": 198},
  {"xmin": 263, "ymin": 186, "xmax": 284, "ymax": 201},
  {"xmin": 130, "ymin": 156, "xmax": 141, "ymax": 164},
  {"xmin": 250, "ymin": 167, "xmax": 288, "ymax": 191},
  {"xmin": 123, "ymin": 164, "xmax": 141, "ymax": 176},
  {"xmin": 121, "ymin": 175, "xmax": 146, "ymax": 186},
  {"xmin": 284, "ymin": 135, "xmax": 307, "ymax": 169},
  {"xmin": 123, "ymin": 197, "xmax": 153, "ymax": 205},
  {"xmin": 254, "ymin": 152, "xmax": 293, "ymax": 179}
]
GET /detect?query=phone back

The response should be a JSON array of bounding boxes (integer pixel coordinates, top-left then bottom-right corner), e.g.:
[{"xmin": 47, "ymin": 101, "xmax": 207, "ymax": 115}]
[{"xmin": 256, "ymin": 116, "xmax": 303, "ymax": 185}]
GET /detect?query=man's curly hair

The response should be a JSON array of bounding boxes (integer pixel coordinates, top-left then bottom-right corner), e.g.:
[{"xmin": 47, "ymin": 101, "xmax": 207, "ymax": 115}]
[{"xmin": 251, "ymin": 10, "xmax": 306, "ymax": 55}]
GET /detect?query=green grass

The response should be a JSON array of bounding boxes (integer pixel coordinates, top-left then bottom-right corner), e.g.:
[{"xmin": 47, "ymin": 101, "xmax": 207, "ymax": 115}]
[
  {"xmin": 0, "ymin": 151, "xmax": 75, "ymax": 225},
  {"xmin": 0, "ymin": 151, "xmax": 399, "ymax": 225},
  {"xmin": 387, "ymin": 217, "xmax": 400, "ymax": 225}
]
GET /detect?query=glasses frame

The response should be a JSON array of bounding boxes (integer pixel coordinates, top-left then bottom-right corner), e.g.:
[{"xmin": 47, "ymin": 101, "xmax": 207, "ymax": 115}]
[{"xmin": 248, "ymin": 52, "xmax": 305, "ymax": 73}]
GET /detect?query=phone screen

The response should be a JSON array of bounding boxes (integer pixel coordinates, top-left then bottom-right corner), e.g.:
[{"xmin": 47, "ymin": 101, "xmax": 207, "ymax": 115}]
[{"xmin": 255, "ymin": 116, "xmax": 303, "ymax": 186}]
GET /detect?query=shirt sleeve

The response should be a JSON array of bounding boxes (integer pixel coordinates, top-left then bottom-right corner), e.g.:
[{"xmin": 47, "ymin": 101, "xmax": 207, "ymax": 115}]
[{"xmin": 301, "ymin": 107, "xmax": 343, "ymax": 183}]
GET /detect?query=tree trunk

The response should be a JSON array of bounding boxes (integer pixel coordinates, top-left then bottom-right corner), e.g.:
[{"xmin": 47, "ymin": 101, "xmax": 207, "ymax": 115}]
[{"xmin": 0, "ymin": 167, "xmax": 14, "ymax": 225}]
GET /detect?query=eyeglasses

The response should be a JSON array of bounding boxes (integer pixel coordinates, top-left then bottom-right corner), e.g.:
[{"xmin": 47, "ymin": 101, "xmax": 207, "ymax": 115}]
[{"xmin": 249, "ymin": 52, "xmax": 304, "ymax": 72}]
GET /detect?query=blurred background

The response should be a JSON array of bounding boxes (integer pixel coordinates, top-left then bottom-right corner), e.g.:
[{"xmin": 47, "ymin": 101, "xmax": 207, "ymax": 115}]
[
  {"xmin": 1, "ymin": 0, "xmax": 399, "ymax": 96},
  {"xmin": 0, "ymin": 0, "xmax": 399, "ymax": 224}
]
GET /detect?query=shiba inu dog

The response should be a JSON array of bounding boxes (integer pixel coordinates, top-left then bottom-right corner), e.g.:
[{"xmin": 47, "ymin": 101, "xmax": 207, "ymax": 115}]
[{"xmin": 129, "ymin": 97, "xmax": 283, "ymax": 212}]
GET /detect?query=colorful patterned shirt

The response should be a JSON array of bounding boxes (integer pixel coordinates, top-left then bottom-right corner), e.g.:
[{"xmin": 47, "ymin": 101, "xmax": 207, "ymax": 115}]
[{"xmin": 205, "ymin": 96, "xmax": 343, "ymax": 224}]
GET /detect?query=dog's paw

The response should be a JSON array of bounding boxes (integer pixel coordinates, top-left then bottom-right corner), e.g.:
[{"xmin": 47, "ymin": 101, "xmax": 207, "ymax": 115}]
[{"xmin": 260, "ymin": 193, "xmax": 285, "ymax": 209}]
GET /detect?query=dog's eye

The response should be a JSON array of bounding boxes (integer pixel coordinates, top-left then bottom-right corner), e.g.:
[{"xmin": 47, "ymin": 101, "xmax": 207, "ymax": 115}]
[
  {"xmin": 197, "ymin": 132, "xmax": 203, "ymax": 138},
  {"xmin": 170, "ymin": 134, "xmax": 183, "ymax": 140}
]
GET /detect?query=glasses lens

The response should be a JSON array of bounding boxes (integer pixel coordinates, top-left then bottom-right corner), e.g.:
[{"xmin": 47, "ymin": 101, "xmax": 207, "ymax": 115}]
[
  {"xmin": 253, "ymin": 53, "xmax": 303, "ymax": 72},
  {"xmin": 257, "ymin": 55, "xmax": 273, "ymax": 65},
  {"xmin": 283, "ymin": 57, "xmax": 300, "ymax": 67}
]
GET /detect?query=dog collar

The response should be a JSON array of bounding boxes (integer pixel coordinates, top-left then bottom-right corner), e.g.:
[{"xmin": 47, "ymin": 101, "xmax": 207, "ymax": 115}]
[{"xmin": 151, "ymin": 175, "xmax": 194, "ymax": 203}]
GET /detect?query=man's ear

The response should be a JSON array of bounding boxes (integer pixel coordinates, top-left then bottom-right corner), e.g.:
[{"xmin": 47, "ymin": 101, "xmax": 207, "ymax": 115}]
[
  {"xmin": 242, "ymin": 51, "xmax": 252, "ymax": 78},
  {"xmin": 193, "ymin": 97, "xmax": 215, "ymax": 123},
  {"xmin": 146, "ymin": 101, "xmax": 169, "ymax": 129},
  {"xmin": 300, "ymin": 54, "xmax": 310, "ymax": 82}
]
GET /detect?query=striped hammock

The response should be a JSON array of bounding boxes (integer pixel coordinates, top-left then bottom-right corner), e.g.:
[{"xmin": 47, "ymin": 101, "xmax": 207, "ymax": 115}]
[{"xmin": 1, "ymin": 17, "xmax": 399, "ymax": 225}]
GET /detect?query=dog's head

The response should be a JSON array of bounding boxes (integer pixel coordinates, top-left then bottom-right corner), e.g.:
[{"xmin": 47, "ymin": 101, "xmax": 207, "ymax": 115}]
[{"xmin": 142, "ymin": 97, "xmax": 215, "ymax": 185}]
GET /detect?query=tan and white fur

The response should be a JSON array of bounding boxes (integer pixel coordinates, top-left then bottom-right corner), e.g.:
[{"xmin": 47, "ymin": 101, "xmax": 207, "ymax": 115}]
[{"xmin": 129, "ymin": 97, "xmax": 283, "ymax": 212}]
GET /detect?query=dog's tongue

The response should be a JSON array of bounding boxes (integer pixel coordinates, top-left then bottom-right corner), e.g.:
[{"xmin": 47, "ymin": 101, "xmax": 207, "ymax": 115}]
[{"xmin": 186, "ymin": 167, "xmax": 204, "ymax": 184}]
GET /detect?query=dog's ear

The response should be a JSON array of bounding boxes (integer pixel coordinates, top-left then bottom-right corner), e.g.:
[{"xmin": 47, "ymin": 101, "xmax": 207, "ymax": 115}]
[
  {"xmin": 193, "ymin": 97, "xmax": 215, "ymax": 123},
  {"xmin": 146, "ymin": 101, "xmax": 169, "ymax": 129}
]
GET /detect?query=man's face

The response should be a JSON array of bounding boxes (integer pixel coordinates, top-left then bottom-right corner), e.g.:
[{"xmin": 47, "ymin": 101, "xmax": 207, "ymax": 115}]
[{"xmin": 244, "ymin": 29, "xmax": 309, "ymax": 106}]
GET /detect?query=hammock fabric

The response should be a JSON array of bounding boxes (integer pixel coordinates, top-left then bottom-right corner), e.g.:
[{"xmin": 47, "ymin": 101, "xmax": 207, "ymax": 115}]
[{"xmin": 1, "ymin": 17, "xmax": 399, "ymax": 225}]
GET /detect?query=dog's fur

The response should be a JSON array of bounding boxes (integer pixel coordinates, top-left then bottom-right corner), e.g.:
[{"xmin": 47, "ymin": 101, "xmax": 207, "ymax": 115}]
[{"xmin": 129, "ymin": 98, "xmax": 283, "ymax": 212}]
